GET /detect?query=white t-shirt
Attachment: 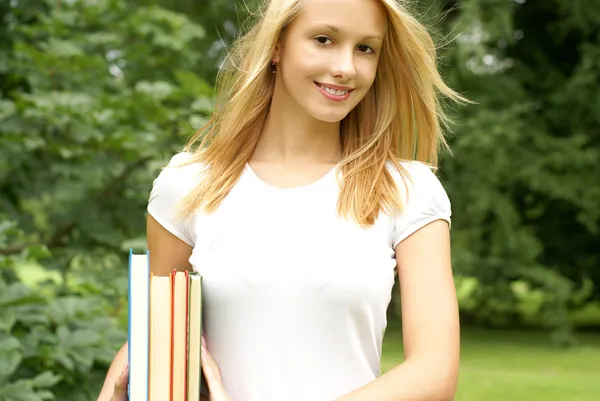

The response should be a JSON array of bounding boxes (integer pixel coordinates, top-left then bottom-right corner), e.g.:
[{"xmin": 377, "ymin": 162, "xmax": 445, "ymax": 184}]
[{"xmin": 147, "ymin": 152, "xmax": 451, "ymax": 401}]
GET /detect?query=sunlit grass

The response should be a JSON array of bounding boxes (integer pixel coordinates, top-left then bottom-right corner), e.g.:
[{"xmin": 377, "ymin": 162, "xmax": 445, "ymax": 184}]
[{"xmin": 382, "ymin": 323, "xmax": 600, "ymax": 401}]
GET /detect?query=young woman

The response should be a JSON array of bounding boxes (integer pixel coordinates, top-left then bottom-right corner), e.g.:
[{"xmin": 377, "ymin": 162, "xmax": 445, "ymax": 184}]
[{"xmin": 99, "ymin": 0, "xmax": 464, "ymax": 400}]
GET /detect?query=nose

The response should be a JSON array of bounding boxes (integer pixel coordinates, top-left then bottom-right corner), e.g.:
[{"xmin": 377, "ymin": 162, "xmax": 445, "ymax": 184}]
[{"xmin": 331, "ymin": 47, "xmax": 356, "ymax": 80}]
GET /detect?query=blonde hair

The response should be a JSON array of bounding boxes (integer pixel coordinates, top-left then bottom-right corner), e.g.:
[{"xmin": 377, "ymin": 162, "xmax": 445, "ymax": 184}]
[{"xmin": 179, "ymin": 0, "xmax": 466, "ymax": 226}]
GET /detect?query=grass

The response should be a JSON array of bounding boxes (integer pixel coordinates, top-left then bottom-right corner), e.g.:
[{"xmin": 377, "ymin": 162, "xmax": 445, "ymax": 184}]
[{"xmin": 381, "ymin": 323, "xmax": 600, "ymax": 401}]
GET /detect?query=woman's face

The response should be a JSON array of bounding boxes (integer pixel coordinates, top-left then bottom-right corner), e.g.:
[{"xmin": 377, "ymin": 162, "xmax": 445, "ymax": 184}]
[{"xmin": 273, "ymin": 0, "xmax": 386, "ymax": 123}]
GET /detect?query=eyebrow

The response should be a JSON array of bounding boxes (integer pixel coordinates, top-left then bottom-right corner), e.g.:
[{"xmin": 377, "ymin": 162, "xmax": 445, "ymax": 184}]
[{"xmin": 324, "ymin": 24, "xmax": 383, "ymax": 41}]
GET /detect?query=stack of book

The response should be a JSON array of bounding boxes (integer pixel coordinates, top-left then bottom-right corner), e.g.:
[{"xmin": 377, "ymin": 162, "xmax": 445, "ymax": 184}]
[{"xmin": 128, "ymin": 250, "xmax": 207, "ymax": 401}]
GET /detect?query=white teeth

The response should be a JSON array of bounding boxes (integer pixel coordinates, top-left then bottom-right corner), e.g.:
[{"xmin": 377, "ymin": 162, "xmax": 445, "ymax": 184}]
[{"xmin": 319, "ymin": 84, "xmax": 349, "ymax": 96}]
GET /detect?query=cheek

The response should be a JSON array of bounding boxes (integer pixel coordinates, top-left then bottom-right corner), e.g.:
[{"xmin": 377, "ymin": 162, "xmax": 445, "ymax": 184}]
[
  {"xmin": 283, "ymin": 41, "xmax": 321, "ymax": 75},
  {"xmin": 281, "ymin": 63, "xmax": 311, "ymax": 95},
  {"xmin": 358, "ymin": 60, "xmax": 379, "ymax": 87}
]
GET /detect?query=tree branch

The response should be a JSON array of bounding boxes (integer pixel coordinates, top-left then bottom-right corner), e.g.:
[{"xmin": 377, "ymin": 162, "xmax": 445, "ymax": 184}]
[{"xmin": 0, "ymin": 155, "xmax": 152, "ymax": 256}]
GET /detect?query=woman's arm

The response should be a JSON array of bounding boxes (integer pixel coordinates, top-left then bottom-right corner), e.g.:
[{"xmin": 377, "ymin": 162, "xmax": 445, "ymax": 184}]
[
  {"xmin": 97, "ymin": 215, "xmax": 194, "ymax": 401},
  {"xmin": 335, "ymin": 219, "xmax": 460, "ymax": 401},
  {"xmin": 97, "ymin": 342, "xmax": 129, "ymax": 400}
]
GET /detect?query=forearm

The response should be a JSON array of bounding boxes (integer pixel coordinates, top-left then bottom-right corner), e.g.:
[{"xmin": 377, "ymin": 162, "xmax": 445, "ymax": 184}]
[
  {"xmin": 334, "ymin": 358, "xmax": 457, "ymax": 401},
  {"xmin": 97, "ymin": 342, "xmax": 129, "ymax": 401}
]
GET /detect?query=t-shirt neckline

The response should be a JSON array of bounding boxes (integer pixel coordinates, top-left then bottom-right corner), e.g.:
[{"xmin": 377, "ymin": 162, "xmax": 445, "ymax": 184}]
[{"xmin": 243, "ymin": 162, "xmax": 340, "ymax": 192}]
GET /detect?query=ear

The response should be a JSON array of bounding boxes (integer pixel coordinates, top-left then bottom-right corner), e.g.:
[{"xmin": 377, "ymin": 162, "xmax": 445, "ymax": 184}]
[{"xmin": 272, "ymin": 40, "xmax": 282, "ymax": 64}]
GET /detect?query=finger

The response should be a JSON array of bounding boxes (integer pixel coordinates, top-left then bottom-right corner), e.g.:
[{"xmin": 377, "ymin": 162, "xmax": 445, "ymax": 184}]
[
  {"xmin": 201, "ymin": 336, "xmax": 218, "ymax": 377},
  {"xmin": 112, "ymin": 364, "xmax": 129, "ymax": 400},
  {"xmin": 201, "ymin": 346, "xmax": 218, "ymax": 382},
  {"xmin": 201, "ymin": 344, "xmax": 223, "ymax": 390}
]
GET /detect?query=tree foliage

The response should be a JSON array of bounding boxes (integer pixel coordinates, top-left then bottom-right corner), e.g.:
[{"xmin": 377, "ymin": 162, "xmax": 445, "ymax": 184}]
[
  {"xmin": 433, "ymin": 0, "xmax": 600, "ymax": 341},
  {"xmin": 1, "ymin": 0, "xmax": 211, "ymax": 398},
  {"xmin": 0, "ymin": 0, "xmax": 599, "ymax": 397}
]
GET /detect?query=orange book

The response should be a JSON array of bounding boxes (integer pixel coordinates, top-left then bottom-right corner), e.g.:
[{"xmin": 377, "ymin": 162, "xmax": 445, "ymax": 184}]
[
  {"xmin": 171, "ymin": 270, "xmax": 187, "ymax": 401},
  {"xmin": 184, "ymin": 270, "xmax": 190, "ymax": 400},
  {"xmin": 170, "ymin": 271, "xmax": 175, "ymax": 401},
  {"xmin": 149, "ymin": 274, "xmax": 171, "ymax": 400}
]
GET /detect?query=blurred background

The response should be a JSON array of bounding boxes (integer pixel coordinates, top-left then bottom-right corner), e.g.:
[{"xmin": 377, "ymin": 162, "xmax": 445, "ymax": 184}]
[{"xmin": 0, "ymin": 0, "xmax": 599, "ymax": 400}]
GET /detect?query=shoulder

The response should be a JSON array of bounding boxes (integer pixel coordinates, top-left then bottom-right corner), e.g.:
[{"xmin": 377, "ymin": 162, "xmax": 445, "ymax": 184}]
[
  {"xmin": 386, "ymin": 160, "xmax": 449, "ymax": 204},
  {"xmin": 150, "ymin": 151, "xmax": 206, "ymax": 197},
  {"xmin": 386, "ymin": 159, "xmax": 452, "ymax": 247},
  {"xmin": 157, "ymin": 151, "xmax": 206, "ymax": 179},
  {"xmin": 147, "ymin": 152, "xmax": 207, "ymax": 246}
]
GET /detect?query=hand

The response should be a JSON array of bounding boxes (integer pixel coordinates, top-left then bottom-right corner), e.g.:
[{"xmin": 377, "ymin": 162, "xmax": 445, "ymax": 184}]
[
  {"xmin": 201, "ymin": 336, "xmax": 234, "ymax": 401},
  {"xmin": 109, "ymin": 363, "xmax": 129, "ymax": 401}
]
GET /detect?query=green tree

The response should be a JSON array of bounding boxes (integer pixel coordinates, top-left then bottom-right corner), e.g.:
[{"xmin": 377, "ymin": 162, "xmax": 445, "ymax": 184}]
[
  {"xmin": 0, "ymin": 0, "xmax": 212, "ymax": 398},
  {"xmin": 2, "ymin": 2, "xmax": 599, "ymax": 399},
  {"xmin": 435, "ymin": 0, "xmax": 600, "ymax": 343}
]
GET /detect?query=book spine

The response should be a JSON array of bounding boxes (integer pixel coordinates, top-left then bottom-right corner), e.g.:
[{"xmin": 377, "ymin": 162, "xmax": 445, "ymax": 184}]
[
  {"xmin": 145, "ymin": 251, "xmax": 150, "ymax": 401},
  {"xmin": 184, "ymin": 270, "xmax": 190, "ymax": 401},
  {"xmin": 149, "ymin": 271, "xmax": 154, "ymax": 400},
  {"xmin": 170, "ymin": 270, "xmax": 175, "ymax": 401},
  {"xmin": 127, "ymin": 249, "xmax": 132, "ymax": 399}
]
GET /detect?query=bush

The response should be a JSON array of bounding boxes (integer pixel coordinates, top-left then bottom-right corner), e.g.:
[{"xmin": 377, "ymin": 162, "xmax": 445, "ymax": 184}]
[{"xmin": 0, "ymin": 0, "xmax": 212, "ymax": 398}]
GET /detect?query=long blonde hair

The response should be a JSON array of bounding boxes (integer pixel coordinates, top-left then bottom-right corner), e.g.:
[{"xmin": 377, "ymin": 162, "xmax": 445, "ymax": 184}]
[{"xmin": 179, "ymin": 0, "xmax": 465, "ymax": 226}]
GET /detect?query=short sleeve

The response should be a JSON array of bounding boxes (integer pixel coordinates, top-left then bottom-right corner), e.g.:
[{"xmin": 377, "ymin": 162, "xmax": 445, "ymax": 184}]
[
  {"xmin": 147, "ymin": 152, "xmax": 202, "ymax": 247},
  {"xmin": 391, "ymin": 162, "xmax": 451, "ymax": 248}
]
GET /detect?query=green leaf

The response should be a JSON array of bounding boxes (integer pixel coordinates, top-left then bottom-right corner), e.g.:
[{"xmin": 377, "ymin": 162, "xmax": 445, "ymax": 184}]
[
  {"xmin": 0, "ymin": 308, "xmax": 16, "ymax": 334},
  {"xmin": 14, "ymin": 263, "xmax": 62, "ymax": 288},
  {"xmin": 36, "ymin": 391, "xmax": 54, "ymax": 401},
  {"xmin": 47, "ymin": 297, "xmax": 102, "ymax": 325},
  {"xmin": 0, "ymin": 380, "xmax": 44, "ymax": 401},
  {"xmin": 42, "ymin": 38, "xmax": 83, "ymax": 58},
  {"xmin": 174, "ymin": 70, "xmax": 213, "ymax": 96},
  {"xmin": 53, "ymin": 353, "xmax": 74, "ymax": 371},
  {"xmin": 24, "ymin": 245, "xmax": 51, "ymax": 261},
  {"xmin": 0, "ymin": 284, "xmax": 44, "ymax": 309},
  {"xmin": 85, "ymin": 32, "xmax": 120, "ymax": 46},
  {"xmin": 14, "ymin": 305, "xmax": 50, "ymax": 327},
  {"xmin": 68, "ymin": 329, "xmax": 101, "ymax": 349},
  {"xmin": 32, "ymin": 371, "xmax": 61, "ymax": 389},
  {"xmin": 190, "ymin": 97, "xmax": 213, "ymax": 113},
  {"xmin": 0, "ymin": 337, "xmax": 22, "ymax": 379},
  {"xmin": 134, "ymin": 81, "xmax": 176, "ymax": 101},
  {"xmin": 188, "ymin": 115, "xmax": 208, "ymax": 130},
  {"xmin": 0, "ymin": 100, "xmax": 17, "ymax": 121}
]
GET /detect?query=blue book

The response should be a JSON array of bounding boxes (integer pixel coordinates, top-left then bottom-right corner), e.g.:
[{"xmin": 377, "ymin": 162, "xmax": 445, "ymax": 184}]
[{"xmin": 128, "ymin": 250, "xmax": 150, "ymax": 401}]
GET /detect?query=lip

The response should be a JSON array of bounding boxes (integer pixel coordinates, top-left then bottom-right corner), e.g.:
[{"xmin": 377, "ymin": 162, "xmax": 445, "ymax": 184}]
[
  {"xmin": 314, "ymin": 82, "xmax": 354, "ymax": 91},
  {"xmin": 314, "ymin": 82, "xmax": 354, "ymax": 102}
]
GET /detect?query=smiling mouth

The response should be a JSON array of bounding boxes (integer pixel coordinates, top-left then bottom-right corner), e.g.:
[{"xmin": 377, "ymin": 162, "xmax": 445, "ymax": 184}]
[{"xmin": 314, "ymin": 82, "xmax": 354, "ymax": 96}]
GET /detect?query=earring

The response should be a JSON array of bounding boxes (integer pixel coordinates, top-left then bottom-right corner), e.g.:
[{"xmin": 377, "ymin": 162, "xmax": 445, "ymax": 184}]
[{"xmin": 270, "ymin": 62, "xmax": 278, "ymax": 74}]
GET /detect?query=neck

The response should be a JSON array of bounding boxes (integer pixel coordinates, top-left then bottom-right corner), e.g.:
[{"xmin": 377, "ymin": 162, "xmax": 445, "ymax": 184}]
[{"xmin": 252, "ymin": 83, "xmax": 342, "ymax": 166}]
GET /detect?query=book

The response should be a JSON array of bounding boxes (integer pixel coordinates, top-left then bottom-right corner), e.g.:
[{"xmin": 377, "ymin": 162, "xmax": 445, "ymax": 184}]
[
  {"xmin": 149, "ymin": 273, "xmax": 171, "ymax": 400},
  {"xmin": 128, "ymin": 251, "xmax": 150, "ymax": 401},
  {"xmin": 187, "ymin": 272, "xmax": 204, "ymax": 400},
  {"xmin": 128, "ymin": 250, "xmax": 207, "ymax": 401}
]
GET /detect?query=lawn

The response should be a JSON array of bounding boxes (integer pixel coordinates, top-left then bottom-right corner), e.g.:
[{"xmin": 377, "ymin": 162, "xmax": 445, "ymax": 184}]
[{"xmin": 381, "ymin": 323, "xmax": 600, "ymax": 401}]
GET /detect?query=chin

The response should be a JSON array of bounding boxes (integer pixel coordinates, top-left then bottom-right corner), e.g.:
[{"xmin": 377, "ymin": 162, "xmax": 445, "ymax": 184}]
[
  {"xmin": 314, "ymin": 114, "xmax": 347, "ymax": 123},
  {"xmin": 308, "ymin": 107, "xmax": 352, "ymax": 124}
]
